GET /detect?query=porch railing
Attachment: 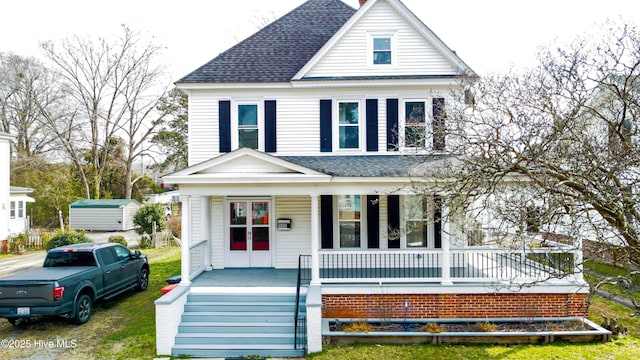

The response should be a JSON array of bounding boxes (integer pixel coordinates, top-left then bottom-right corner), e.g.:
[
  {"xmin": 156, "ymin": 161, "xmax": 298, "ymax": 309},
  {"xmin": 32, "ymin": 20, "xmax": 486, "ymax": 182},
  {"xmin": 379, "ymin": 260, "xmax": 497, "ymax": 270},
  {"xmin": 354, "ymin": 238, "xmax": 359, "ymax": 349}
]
[
  {"xmin": 294, "ymin": 255, "xmax": 311, "ymax": 352},
  {"xmin": 189, "ymin": 240, "xmax": 207, "ymax": 278},
  {"xmin": 318, "ymin": 245, "xmax": 578, "ymax": 284}
]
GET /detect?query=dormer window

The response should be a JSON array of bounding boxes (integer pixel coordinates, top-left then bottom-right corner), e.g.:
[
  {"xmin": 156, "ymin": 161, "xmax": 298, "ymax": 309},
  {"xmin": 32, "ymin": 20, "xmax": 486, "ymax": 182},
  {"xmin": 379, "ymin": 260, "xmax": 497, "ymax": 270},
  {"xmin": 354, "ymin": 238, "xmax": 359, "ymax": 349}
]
[{"xmin": 368, "ymin": 32, "xmax": 396, "ymax": 67}]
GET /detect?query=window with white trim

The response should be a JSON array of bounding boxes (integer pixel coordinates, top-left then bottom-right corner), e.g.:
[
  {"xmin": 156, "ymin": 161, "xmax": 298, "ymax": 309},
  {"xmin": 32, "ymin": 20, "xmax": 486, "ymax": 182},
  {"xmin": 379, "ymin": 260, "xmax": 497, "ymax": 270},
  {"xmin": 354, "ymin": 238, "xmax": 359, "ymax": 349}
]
[
  {"xmin": 17, "ymin": 201, "xmax": 24, "ymax": 218},
  {"xmin": 405, "ymin": 195, "xmax": 430, "ymax": 248},
  {"xmin": 9, "ymin": 201, "xmax": 16, "ymax": 219},
  {"xmin": 234, "ymin": 102, "xmax": 262, "ymax": 150},
  {"xmin": 337, "ymin": 195, "xmax": 362, "ymax": 248},
  {"xmin": 368, "ymin": 32, "xmax": 396, "ymax": 67},
  {"xmin": 403, "ymin": 100, "xmax": 426, "ymax": 148},
  {"xmin": 399, "ymin": 98, "xmax": 446, "ymax": 150},
  {"xmin": 336, "ymin": 100, "xmax": 361, "ymax": 150}
]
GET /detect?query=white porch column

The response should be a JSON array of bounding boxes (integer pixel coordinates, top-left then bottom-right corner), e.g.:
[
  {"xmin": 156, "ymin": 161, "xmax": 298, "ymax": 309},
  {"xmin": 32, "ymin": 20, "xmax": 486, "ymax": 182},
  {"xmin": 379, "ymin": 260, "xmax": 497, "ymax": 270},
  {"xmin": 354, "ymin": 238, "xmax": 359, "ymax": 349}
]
[
  {"xmin": 180, "ymin": 195, "xmax": 192, "ymax": 285},
  {"xmin": 310, "ymin": 194, "xmax": 321, "ymax": 285},
  {"xmin": 441, "ymin": 199, "xmax": 452, "ymax": 285}
]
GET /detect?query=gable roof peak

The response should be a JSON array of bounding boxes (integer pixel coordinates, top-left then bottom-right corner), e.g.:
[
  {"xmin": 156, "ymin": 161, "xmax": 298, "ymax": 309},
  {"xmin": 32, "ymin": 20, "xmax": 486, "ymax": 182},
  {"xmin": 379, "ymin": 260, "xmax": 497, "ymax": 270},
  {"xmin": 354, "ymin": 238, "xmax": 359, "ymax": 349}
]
[{"xmin": 177, "ymin": 0, "xmax": 355, "ymax": 84}]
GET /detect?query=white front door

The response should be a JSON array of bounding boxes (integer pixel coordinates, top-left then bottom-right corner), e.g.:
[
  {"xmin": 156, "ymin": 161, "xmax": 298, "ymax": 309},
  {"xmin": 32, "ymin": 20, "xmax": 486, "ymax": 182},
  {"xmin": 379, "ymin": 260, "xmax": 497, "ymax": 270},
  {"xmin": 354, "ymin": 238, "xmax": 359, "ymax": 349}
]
[{"xmin": 225, "ymin": 199, "xmax": 272, "ymax": 267}]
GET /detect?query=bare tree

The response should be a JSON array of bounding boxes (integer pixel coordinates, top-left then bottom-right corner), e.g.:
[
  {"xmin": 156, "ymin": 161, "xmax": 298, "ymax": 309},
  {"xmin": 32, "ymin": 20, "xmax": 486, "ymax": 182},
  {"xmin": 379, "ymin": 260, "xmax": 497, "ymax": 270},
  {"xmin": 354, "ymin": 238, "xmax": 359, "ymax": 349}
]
[
  {"xmin": 441, "ymin": 20, "xmax": 640, "ymax": 309},
  {"xmin": 41, "ymin": 25, "xmax": 169, "ymax": 199},
  {"xmin": 0, "ymin": 53, "xmax": 63, "ymax": 158}
]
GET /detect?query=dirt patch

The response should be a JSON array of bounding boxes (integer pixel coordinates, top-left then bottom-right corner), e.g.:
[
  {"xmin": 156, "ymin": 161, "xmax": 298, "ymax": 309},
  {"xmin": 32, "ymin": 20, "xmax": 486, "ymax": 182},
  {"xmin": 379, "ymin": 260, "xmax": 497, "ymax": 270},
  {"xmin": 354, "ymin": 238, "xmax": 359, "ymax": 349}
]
[{"xmin": 0, "ymin": 297, "xmax": 130, "ymax": 359}]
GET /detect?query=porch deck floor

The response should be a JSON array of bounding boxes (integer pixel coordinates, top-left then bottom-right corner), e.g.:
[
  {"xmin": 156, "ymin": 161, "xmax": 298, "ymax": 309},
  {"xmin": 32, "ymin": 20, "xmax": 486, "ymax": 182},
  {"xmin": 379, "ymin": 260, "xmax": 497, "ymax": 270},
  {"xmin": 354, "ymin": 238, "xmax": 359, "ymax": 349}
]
[{"xmin": 191, "ymin": 268, "xmax": 304, "ymax": 287}]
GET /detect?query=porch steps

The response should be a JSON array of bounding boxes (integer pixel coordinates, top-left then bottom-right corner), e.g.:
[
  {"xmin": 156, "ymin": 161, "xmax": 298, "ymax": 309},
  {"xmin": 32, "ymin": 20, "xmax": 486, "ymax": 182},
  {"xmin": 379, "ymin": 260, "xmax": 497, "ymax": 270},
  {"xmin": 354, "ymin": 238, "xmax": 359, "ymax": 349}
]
[{"xmin": 172, "ymin": 292, "xmax": 306, "ymax": 358}]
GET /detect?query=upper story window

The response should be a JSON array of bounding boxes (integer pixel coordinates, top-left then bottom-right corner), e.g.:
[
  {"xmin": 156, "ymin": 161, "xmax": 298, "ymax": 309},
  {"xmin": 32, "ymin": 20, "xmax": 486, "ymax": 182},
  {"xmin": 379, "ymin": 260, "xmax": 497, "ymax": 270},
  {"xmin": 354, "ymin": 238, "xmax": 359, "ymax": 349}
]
[
  {"xmin": 368, "ymin": 32, "xmax": 396, "ymax": 67},
  {"xmin": 399, "ymin": 98, "xmax": 446, "ymax": 151},
  {"xmin": 337, "ymin": 101, "xmax": 361, "ymax": 150},
  {"xmin": 404, "ymin": 100, "xmax": 426, "ymax": 147},
  {"xmin": 373, "ymin": 38, "xmax": 392, "ymax": 64},
  {"xmin": 233, "ymin": 102, "xmax": 262, "ymax": 150}
]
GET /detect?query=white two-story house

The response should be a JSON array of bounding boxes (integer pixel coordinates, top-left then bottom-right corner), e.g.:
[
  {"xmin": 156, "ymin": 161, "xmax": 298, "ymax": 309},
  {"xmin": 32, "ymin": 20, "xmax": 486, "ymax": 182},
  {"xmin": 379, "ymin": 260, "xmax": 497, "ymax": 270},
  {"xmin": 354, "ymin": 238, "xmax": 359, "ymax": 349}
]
[{"xmin": 156, "ymin": 0, "xmax": 588, "ymax": 357}]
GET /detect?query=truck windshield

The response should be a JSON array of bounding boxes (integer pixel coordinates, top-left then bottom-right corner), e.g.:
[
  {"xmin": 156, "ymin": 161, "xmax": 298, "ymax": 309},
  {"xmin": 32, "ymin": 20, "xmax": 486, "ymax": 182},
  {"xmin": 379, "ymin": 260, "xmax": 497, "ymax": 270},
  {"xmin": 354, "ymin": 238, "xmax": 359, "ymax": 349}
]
[{"xmin": 43, "ymin": 252, "xmax": 98, "ymax": 267}]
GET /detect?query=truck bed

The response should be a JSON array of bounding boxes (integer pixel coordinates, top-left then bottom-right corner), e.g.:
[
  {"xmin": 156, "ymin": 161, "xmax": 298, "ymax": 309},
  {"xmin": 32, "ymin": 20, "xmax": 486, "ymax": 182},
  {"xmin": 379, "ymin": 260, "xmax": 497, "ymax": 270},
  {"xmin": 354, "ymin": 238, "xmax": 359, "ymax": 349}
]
[{"xmin": 0, "ymin": 267, "xmax": 95, "ymax": 282}]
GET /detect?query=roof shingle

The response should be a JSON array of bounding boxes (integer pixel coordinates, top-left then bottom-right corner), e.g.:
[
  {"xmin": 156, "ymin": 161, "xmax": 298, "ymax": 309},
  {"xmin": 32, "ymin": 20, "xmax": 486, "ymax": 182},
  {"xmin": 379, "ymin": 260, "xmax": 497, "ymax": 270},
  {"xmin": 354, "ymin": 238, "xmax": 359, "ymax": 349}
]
[
  {"xmin": 280, "ymin": 154, "xmax": 453, "ymax": 177},
  {"xmin": 178, "ymin": 0, "xmax": 355, "ymax": 84}
]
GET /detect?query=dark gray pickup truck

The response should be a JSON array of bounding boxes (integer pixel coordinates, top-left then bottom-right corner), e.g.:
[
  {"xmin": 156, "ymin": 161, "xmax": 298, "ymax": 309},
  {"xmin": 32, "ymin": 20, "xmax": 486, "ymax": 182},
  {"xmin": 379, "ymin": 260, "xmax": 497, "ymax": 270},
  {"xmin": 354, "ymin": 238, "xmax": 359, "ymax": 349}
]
[{"xmin": 0, "ymin": 242, "xmax": 149, "ymax": 325}]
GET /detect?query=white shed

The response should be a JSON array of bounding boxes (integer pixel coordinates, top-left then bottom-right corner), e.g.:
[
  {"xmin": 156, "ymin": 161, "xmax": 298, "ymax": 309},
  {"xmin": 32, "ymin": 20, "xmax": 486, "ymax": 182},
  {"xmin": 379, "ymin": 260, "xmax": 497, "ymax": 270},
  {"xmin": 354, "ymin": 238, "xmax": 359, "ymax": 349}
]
[{"xmin": 69, "ymin": 199, "xmax": 141, "ymax": 231}]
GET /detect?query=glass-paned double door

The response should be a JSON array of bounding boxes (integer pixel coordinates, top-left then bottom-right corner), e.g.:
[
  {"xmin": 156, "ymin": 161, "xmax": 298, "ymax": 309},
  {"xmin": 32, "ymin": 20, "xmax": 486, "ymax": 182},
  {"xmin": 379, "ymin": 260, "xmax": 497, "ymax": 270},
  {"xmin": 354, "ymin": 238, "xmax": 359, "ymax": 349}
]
[{"xmin": 226, "ymin": 199, "xmax": 271, "ymax": 267}]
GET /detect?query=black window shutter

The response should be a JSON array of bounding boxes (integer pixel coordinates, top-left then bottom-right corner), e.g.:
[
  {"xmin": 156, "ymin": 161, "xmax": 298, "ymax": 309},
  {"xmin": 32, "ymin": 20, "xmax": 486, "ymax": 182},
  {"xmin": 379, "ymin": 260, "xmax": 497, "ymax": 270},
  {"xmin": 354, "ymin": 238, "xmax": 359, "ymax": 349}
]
[
  {"xmin": 219, "ymin": 100, "xmax": 231, "ymax": 153},
  {"xmin": 367, "ymin": 195, "xmax": 380, "ymax": 248},
  {"xmin": 320, "ymin": 195, "xmax": 334, "ymax": 249},
  {"xmin": 387, "ymin": 195, "xmax": 400, "ymax": 248},
  {"xmin": 320, "ymin": 100, "xmax": 332, "ymax": 152},
  {"xmin": 386, "ymin": 99, "xmax": 398, "ymax": 151},
  {"xmin": 433, "ymin": 98, "xmax": 445, "ymax": 151},
  {"xmin": 434, "ymin": 195, "xmax": 442, "ymax": 249},
  {"xmin": 366, "ymin": 99, "xmax": 378, "ymax": 152},
  {"xmin": 265, "ymin": 100, "xmax": 277, "ymax": 153}
]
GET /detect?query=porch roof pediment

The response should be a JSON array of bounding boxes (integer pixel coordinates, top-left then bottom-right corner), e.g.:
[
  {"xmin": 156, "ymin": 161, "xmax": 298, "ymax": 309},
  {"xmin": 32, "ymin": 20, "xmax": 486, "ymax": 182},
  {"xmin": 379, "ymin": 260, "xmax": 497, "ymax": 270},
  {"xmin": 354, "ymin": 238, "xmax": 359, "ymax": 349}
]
[
  {"xmin": 163, "ymin": 148, "xmax": 331, "ymax": 184},
  {"xmin": 163, "ymin": 150, "xmax": 463, "ymax": 188}
]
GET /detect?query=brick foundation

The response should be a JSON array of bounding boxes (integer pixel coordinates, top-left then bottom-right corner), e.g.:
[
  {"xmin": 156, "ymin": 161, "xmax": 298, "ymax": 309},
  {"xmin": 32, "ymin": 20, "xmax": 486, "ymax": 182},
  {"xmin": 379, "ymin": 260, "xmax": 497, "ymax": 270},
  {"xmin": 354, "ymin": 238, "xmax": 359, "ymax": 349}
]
[{"xmin": 322, "ymin": 293, "xmax": 589, "ymax": 319}]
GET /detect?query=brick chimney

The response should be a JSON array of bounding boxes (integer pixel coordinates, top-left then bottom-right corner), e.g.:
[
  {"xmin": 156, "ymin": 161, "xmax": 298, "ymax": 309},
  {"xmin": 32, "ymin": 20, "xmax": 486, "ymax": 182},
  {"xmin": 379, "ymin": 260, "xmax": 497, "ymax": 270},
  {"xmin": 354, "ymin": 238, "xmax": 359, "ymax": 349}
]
[{"xmin": 359, "ymin": 0, "xmax": 367, "ymax": 6}]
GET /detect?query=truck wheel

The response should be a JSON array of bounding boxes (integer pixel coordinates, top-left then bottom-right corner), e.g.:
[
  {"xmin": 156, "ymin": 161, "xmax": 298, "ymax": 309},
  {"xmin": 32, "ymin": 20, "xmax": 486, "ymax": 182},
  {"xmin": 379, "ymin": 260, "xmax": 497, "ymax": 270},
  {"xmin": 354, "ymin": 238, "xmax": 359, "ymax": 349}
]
[
  {"xmin": 73, "ymin": 294, "xmax": 92, "ymax": 324},
  {"xmin": 136, "ymin": 268, "xmax": 149, "ymax": 291}
]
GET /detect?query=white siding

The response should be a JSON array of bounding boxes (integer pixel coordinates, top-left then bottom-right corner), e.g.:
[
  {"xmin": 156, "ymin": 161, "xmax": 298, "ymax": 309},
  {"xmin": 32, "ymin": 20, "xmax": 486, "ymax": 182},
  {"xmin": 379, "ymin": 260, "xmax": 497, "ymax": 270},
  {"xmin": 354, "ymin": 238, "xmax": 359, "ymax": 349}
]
[
  {"xmin": 122, "ymin": 203, "xmax": 141, "ymax": 230},
  {"xmin": 188, "ymin": 91, "xmax": 218, "ymax": 166},
  {"xmin": 305, "ymin": 0, "xmax": 458, "ymax": 78},
  {"xmin": 191, "ymin": 196, "xmax": 203, "ymax": 242},
  {"xmin": 70, "ymin": 208, "xmax": 124, "ymax": 231},
  {"xmin": 379, "ymin": 195, "xmax": 389, "ymax": 248},
  {"xmin": 275, "ymin": 196, "xmax": 311, "ymax": 268},
  {"xmin": 276, "ymin": 97, "xmax": 320, "ymax": 155},
  {"xmin": 186, "ymin": 88, "xmax": 456, "ymax": 162},
  {"xmin": 210, "ymin": 197, "xmax": 224, "ymax": 268}
]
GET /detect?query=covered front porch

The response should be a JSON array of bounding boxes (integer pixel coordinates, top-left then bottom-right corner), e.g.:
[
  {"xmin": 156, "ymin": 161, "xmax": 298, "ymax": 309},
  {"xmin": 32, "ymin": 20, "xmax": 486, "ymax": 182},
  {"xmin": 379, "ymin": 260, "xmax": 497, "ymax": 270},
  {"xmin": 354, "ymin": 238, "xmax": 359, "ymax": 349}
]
[{"xmin": 156, "ymin": 149, "xmax": 589, "ymax": 356}]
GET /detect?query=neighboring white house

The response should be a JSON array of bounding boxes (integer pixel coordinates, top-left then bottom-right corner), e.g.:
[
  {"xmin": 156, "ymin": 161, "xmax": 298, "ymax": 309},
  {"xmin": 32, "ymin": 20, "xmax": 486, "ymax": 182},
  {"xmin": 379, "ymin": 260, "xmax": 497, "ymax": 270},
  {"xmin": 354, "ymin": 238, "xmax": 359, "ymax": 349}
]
[
  {"xmin": 155, "ymin": 0, "xmax": 589, "ymax": 357},
  {"xmin": 0, "ymin": 132, "xmax": 14, "ymax": 241},
  {"xmin": 143, "ymin": 190, "xmax": 180, "ymax": 205},
  {"xmin": 8, "ymin": 186, "xmax": 35, "ymax": 236},
  {"xmin": 69, "ymin": 199, "xmax": 142, "ymax": 231}
]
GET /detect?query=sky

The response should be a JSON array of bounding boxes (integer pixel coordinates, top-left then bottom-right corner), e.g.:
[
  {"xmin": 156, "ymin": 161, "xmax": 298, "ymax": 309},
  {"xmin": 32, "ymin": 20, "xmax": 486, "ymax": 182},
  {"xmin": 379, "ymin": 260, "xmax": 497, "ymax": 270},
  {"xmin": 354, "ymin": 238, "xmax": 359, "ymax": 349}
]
[{"xmin": 1, "ymin": 0, "xmax": 639, "ymax": 83}]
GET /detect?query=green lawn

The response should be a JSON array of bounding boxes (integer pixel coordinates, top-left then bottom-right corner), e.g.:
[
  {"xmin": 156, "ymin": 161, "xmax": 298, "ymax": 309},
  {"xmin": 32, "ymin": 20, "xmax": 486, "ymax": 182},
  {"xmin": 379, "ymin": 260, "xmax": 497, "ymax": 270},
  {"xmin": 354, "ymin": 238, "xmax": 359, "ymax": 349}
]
[
  {"xmin": 84, "ymin": 252, "xmax": 640, "ymax": 359},
  {"xmin": 3, "ymin": 248, "xmax": 639, "ymax": 359}
]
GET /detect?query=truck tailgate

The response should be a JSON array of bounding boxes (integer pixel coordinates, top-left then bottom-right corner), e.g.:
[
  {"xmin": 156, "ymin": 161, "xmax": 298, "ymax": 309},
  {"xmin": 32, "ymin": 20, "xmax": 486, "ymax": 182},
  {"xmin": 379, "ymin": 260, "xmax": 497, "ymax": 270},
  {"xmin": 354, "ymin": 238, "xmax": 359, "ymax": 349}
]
[
  {"xmin": 0, "ymin": 281, "xmax": 55, "ymax": 306},
  {"xmin": 0, "ymin": 267, "xmax": 93, "ymax": 306}
]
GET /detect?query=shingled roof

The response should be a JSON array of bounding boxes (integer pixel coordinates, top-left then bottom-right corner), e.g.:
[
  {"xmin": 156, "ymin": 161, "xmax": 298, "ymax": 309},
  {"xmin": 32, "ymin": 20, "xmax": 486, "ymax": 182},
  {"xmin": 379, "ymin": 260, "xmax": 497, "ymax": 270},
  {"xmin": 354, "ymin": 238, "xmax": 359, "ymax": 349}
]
[
  {"xmin": 178, "ymin": 0, "xmax": 356, "ymax": 84},
  {"xmin": 280, "ymin": 154, "xmax": 454, "ymax": 177}
]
